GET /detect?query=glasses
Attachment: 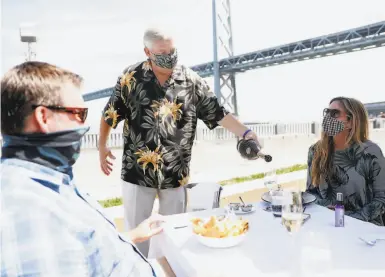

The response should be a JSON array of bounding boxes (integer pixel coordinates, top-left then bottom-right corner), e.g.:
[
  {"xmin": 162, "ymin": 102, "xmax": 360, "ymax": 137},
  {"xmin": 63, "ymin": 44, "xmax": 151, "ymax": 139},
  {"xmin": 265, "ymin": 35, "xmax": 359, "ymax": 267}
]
[
  {"xmin": 323, "ymin": 108, "xmax": 352, "ymax": 120},
  {"xmin": 323, "ymin": 108, "xmax": 343, "ymax": 118},
  {"xmin": 32, "ymin": 105, "xmax": 88, "ymax": 123}
]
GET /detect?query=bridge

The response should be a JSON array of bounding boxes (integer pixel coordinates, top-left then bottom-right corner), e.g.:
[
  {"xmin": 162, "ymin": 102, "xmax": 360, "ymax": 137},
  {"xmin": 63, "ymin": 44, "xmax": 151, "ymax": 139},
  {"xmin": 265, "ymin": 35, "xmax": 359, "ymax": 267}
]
[
  {"xmin": 83, "ymin": 0, "xmax": 385, "ymax": 115},
  {"xmin": 365, "ymin": 101, "xmax": 385, "ymax": 116}
]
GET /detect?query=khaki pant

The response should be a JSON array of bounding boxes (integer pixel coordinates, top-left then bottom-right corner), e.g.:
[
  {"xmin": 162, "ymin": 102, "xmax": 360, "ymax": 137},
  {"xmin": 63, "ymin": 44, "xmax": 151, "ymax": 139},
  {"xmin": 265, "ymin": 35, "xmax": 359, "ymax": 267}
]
[{"xmin": 121, "ymin": 180, "xmax": 186, "ymax": 257}]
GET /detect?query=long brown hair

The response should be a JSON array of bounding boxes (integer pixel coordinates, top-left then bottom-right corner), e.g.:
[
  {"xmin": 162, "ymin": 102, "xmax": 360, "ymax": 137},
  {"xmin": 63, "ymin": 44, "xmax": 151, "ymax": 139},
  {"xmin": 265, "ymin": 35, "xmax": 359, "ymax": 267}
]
[{"xmin": 311, "ymin": 97, "xmax": 369, "ymax": 185}]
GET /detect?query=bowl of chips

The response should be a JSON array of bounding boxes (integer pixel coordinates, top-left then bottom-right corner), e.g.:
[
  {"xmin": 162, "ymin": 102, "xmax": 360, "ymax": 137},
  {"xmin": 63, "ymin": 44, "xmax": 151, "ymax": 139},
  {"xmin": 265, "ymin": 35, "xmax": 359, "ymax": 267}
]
[{"xmin": 190, "ymin": 215, "xmax": 249, "ymax": 248}]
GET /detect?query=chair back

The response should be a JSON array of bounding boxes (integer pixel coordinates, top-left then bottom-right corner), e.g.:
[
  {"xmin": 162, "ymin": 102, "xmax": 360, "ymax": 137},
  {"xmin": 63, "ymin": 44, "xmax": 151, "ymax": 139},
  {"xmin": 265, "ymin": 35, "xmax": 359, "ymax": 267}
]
[{"xmin": 183, "ymin": 182, "xmax": 223, "ymax": 212}]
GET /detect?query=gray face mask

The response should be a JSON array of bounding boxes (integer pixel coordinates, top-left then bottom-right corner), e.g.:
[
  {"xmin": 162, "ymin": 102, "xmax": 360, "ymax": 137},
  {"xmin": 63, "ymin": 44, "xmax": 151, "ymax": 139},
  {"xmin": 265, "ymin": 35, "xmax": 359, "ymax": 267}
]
[
  {"xmin": 322, "ymin": 114, "xmax": 345, "ymax": 136},
  {"xmin": 151, "ymin": 49, "xmax": 178, "ymax": 69}
]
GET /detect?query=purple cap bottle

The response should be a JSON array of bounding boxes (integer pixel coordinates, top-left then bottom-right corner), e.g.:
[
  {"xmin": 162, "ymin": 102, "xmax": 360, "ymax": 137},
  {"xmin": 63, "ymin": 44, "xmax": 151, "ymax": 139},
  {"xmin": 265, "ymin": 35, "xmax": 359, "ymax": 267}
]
[{"xmin": 335, "ymin": 192, "xmax": 345, "ymax": 227}]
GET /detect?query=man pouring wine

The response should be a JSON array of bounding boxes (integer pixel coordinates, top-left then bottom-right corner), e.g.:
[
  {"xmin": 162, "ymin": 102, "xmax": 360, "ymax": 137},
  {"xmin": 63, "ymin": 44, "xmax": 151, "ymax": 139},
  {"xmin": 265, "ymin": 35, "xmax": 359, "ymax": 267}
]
[{"xmin": 98, "ymin": 27, "xmax": 261, "ymax": 257}]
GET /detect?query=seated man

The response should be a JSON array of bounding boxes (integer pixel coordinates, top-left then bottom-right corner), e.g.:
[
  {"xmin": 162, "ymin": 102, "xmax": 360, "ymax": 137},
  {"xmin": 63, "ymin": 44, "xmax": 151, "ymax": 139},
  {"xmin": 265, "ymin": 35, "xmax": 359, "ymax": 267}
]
[{"xmin": 0, "ymin": 61, "xmax": 172, "ymax": 276}]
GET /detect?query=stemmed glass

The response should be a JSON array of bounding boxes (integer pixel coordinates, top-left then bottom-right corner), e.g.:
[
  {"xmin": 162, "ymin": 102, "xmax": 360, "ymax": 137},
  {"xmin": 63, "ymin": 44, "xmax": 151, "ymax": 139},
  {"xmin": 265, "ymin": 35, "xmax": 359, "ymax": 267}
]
[
  {"xmin": 281, "ymin": 189, "xmax": 303, "ymax": 235},
  {"xmin": 264, "ymin": 168, "xmax": 283, "ymax": 216},
  {"xmin": 264, "ymin": 168, "xmax": 278, "ymax": 191},
  {"xmin": 281, "ymin": 188, "xmax": 305, "ymax": 275}
]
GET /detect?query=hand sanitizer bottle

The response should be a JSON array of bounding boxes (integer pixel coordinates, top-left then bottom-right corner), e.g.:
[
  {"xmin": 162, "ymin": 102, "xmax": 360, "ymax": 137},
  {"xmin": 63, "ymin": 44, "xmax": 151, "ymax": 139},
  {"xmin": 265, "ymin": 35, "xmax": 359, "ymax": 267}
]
[{"xmin": 335, "ymin": 192, "xmax": 345, "ymax": 227}]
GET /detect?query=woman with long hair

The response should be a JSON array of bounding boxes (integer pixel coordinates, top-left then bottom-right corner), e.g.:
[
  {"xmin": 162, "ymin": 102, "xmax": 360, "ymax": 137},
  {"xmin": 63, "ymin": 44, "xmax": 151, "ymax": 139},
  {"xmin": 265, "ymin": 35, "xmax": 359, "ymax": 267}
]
[{"xmin": 306, "ymin": 97, "xmax": 385, "ymax": 226}]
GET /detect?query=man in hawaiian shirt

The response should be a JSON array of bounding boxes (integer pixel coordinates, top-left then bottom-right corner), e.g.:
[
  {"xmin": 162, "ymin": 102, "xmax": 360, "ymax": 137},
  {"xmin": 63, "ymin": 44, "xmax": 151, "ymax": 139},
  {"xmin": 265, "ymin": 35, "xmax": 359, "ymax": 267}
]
[{"xmin": 98, "ymin": 27, "xmax": 260, "ymax": 257}]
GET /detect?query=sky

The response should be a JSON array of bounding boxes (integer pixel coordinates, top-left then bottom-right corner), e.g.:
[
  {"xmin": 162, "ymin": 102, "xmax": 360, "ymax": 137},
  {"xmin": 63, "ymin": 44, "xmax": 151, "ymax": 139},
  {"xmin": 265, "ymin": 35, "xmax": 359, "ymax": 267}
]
[{"xmin": 2, "ymin": 0, "xmax": 385, "ymax": 133}]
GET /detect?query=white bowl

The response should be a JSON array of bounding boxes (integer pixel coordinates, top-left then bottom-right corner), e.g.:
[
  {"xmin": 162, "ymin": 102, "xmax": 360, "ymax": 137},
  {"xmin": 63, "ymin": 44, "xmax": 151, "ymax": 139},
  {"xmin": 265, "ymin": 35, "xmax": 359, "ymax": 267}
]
[{"xmin": 193, "ymin": 231, "xmax": 248, "ymax": 248}]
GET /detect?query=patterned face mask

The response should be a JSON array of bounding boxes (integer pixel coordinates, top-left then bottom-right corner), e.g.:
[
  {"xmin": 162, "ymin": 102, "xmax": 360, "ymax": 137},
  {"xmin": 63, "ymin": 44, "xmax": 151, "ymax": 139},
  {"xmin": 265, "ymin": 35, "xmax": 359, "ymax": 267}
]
[
  {"xmin": 322, "ymin": 114, "xmax": 345, "ymax": 136},
  {"xmin": 1, "ymin": 126, "xmax": 90, "ymax": 177},
  {"xmin": 151, "ymin": 49, "xmax": 178, "ymax": 69}
]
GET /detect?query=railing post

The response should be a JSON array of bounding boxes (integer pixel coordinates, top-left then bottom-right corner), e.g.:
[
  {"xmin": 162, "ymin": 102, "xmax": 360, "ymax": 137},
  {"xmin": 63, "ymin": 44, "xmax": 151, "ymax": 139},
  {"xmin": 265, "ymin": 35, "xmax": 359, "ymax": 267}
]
[{"xmin": 311, "ymin": 122, "xmax": 316, "ymax": 134}]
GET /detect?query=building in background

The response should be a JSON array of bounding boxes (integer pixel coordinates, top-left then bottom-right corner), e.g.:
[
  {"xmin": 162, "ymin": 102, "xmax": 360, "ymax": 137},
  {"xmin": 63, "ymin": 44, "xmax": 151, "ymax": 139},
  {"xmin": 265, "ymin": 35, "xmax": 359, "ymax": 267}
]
[{"xmin": 365, "ymin": 101, "xmax": 385, "ymax": 118}]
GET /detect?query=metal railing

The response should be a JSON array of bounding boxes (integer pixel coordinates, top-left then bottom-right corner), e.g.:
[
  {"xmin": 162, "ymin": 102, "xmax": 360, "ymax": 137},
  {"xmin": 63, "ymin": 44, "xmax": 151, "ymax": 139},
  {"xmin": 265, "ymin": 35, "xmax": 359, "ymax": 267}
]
[
  {"xmin": 0, "ymin": 119, "xmax": 384, "ymax": 150},
  {"xmin": 80, "ymin": 119, "xmax": 384, "ymax": 149}
]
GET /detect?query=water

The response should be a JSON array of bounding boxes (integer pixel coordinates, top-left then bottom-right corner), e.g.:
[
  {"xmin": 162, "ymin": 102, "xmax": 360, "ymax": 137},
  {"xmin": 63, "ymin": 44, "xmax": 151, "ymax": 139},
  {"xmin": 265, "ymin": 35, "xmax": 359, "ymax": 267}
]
[
  {"xmin": 270, "ymin": 188, "xmax": 284, "ymax": 217},
  {"xmin": 272, "ymin": 204, "xmax": 282, "ymax": 217},
  {"xmin": 264, "ymin": 180, "xmax": 278, "ymax": 191}
]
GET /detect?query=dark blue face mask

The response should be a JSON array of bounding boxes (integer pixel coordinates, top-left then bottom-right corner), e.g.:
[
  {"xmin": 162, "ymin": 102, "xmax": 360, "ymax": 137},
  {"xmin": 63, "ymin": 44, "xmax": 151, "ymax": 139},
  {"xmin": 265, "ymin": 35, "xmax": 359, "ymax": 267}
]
[{"xmin": 1, "ymin": 126, "xmax": 90, "ymax": 178}]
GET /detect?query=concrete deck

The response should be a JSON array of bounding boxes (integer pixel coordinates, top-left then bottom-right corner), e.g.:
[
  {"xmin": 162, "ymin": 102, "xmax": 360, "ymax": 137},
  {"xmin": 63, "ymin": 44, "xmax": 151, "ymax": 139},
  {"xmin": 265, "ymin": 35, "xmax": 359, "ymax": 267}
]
[
  {"xmin": 74, "ymin": 129, "xmax": 384, "ymax": 201},
  {"xmin": 73, "ymin": 134, "xmax": 316, "ymax": 200}
]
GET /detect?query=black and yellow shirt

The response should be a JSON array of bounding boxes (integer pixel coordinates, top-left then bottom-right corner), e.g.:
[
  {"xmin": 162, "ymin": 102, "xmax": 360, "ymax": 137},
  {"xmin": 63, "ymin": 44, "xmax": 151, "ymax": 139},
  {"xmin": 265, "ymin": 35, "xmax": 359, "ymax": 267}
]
[{"xmin": 103, "ymin": 61, "xmax": 229, "ymax": 189}]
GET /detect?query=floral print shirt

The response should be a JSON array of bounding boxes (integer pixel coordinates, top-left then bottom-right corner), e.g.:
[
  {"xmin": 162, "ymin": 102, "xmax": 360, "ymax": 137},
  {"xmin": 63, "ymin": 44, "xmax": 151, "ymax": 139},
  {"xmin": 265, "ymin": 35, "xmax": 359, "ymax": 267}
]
[
  {"xmin": 306, "ymin": 140, "xmax": 385, "ymax": 226},
  {"xmin": 103, "ymin": 61, "xmax": 229, "ymax": 189}
]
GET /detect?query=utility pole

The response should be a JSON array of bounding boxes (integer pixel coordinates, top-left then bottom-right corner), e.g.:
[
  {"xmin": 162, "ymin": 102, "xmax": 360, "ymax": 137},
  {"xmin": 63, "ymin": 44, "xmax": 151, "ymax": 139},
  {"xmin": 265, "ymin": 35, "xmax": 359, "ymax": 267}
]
[{"xmin": 19, "ymin": 23, "xmax": 37, "ymax": 61}]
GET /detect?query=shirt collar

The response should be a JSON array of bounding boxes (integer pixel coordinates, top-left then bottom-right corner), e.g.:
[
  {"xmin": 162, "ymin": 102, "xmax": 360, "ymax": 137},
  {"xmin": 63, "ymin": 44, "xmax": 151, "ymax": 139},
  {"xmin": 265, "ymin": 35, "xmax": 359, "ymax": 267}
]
[
  {"xmin": 1, "ymin": 158, "xmax": 72, "ymax": 186},
  {"xmin": 171, "ymin": 65, "xmax": 186, "ymax": 81}
]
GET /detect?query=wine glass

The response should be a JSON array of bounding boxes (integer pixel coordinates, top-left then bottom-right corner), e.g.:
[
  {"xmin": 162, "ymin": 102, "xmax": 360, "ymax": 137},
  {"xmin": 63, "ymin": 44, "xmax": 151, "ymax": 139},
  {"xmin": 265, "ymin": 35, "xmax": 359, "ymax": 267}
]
[
  {"xmin": 264, "ymin": 168, "xmax": 282, "ymax": 216},
  {"xmin": 264, "ymin": 168, "xmax": 278, "ymax": 191},
  {"xmin": 281, "ymin": 189, "xmax": 303, "ymax": 235}
]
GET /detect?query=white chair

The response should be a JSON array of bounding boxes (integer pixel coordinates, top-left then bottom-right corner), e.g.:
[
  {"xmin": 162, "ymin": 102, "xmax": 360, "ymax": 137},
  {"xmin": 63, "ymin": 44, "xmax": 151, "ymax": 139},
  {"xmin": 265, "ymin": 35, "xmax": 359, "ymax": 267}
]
[{"xmin": 183, "ymin": 182, "xmax": 223, "ymax": 212}]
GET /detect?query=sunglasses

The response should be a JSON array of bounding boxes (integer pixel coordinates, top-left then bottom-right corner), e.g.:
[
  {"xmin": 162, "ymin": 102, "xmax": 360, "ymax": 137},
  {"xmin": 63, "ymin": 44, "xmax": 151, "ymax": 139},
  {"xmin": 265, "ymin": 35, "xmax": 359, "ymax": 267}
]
[
  {"xmin": 323, "ymin": 108, "xmax": 342, "ymax": 118},
  {"xmin": 32, "ymin": 105, "xmax": 88, "ymax": 123}
]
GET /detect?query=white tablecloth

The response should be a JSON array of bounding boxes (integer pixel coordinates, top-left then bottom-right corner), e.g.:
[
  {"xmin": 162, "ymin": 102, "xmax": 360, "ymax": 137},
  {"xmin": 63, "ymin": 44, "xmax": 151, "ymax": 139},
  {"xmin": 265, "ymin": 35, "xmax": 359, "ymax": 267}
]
[{"xmin": 154, "ymin": 203, "xmax": 385, "ymax": 277}]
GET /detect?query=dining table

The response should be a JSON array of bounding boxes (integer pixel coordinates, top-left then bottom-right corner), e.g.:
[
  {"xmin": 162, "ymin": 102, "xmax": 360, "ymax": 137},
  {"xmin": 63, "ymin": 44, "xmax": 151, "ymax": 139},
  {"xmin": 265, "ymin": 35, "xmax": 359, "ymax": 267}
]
[{"xmin": 152, "ymin": 202, "xmax": 385, "ymax": 277}]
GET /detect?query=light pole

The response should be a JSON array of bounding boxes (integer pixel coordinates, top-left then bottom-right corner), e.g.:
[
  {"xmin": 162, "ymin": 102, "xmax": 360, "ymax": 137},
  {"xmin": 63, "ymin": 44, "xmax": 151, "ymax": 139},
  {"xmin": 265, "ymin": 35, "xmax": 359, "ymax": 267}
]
[{"xmin": 19, "ymin": 23, "xmax": 37, "ymax": 61}]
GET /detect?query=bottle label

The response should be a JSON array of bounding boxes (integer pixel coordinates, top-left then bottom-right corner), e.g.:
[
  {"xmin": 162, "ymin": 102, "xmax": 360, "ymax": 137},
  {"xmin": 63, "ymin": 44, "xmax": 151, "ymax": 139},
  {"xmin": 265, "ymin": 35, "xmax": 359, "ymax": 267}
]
[{"xmin": 335, "ymin": 207, "xmax": 345, "ymax": 227}]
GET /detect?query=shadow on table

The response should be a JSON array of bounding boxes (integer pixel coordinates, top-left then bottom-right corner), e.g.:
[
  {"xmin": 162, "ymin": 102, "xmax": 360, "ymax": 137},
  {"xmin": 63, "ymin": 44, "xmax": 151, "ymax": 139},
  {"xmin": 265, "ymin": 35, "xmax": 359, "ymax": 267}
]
[
  {"xmin": 327, "ymin": 229, "xmax": 385, "ymax": 273},
  {"xmin": 162, "ymin": 203, "xmax": 385, "ymax": 276},
  {"xmin": 175, "ymin": 218, "xmax": 294, "ymax": 276},
  {"xmin": 241, "ymin": 213, "xmax": 385, "ymax": 275},
  {"xmin": 241, "ymin": 221, "xmax": 296, "ymax": 274}
]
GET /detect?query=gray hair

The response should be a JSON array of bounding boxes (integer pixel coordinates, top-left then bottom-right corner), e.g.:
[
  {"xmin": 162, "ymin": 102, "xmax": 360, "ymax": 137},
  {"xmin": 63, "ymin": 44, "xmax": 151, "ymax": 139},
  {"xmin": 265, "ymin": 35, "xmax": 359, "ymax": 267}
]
[{"xmin": 143, "ymin": 28, "xmax": 173, "ymax": 50}]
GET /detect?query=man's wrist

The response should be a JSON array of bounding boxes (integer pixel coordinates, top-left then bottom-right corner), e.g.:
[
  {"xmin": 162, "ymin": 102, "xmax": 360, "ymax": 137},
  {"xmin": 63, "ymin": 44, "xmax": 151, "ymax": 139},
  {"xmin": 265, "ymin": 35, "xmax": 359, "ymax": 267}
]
[
  {"xmin": 242, "ymin": 129, "xmax": 252, "ymax": 139},
  {"xmin": 97, "ymin": 142, "xmax": 107, "ymax": 151}
]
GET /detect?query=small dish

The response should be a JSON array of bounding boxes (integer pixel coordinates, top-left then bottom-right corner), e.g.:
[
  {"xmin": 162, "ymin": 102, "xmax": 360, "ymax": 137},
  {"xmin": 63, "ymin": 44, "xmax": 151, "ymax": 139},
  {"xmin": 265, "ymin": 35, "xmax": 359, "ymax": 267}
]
[
  {"xmin": 234, "ymin": 204, "xmax": 256, "ymax": 215},
  {"xmin": 261, "ymin": 191, "xmax": 316, "ymax": 206},
  {"xmin": 241, "ymin": 204, "xmax": 253, "ymax": 212},
  {"xmin": 229, "ymin": 203, "xmax": 241, "ymax": 211}
]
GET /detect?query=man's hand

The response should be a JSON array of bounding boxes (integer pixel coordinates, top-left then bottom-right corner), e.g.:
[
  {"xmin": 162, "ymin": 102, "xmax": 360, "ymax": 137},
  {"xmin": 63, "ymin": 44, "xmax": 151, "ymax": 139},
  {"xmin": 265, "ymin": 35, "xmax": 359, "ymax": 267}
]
[
  {"xmin": 243, "ymin": 130, "xmax": 261, "ymax": 148},
  {"xmin": 99, "ymin": 145, "xmax": 116, "ymax": 176},
  {"xmin": 129, "ymin": 214, "xmax": 166, "ymax": 244}
]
